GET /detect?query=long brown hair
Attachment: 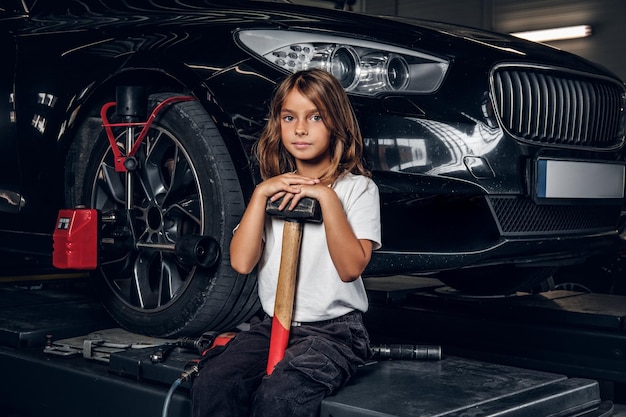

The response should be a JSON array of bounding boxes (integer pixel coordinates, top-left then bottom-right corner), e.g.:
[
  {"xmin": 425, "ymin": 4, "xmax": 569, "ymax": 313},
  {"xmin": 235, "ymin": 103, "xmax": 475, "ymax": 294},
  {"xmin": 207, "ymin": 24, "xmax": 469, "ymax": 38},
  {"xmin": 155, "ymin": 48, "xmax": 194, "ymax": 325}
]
[{"xmin": 255, "ymin": 69, "xmax": 369, "ymax": 183}]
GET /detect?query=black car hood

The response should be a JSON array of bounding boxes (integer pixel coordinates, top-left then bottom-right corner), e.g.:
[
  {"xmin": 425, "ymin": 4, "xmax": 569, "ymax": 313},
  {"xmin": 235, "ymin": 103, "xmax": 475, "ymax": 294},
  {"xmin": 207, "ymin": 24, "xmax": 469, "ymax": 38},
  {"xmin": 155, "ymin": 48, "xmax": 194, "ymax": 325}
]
[{"xmin": 18, "ymin": 0, "xmax": 619, "ymax": 79}]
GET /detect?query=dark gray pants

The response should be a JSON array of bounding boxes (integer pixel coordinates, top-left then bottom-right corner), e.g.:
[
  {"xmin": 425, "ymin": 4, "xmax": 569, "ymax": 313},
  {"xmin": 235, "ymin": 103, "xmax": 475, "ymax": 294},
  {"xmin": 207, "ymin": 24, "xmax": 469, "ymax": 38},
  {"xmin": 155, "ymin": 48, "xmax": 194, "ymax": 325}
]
[{"xmin": 190, "ymin": 311, "xmax": 371, "ymax": 417}]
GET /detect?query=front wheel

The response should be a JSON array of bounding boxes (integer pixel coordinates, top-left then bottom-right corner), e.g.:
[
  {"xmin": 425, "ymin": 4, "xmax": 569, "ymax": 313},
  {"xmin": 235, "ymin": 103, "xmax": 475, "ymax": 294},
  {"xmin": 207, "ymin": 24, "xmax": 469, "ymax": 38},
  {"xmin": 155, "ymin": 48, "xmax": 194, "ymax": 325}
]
[{"xmin": 73, "ymin": 93, "xmax": 260, "ymax": 337}]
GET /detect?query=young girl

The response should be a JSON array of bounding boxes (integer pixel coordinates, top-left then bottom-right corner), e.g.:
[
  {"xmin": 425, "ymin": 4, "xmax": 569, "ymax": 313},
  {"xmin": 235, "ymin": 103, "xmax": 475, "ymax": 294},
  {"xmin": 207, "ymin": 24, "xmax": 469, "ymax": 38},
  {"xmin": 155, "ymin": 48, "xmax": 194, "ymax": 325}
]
[{"xmin": 191, "ymin": 68, "xmax": 381, "ymax": 417}]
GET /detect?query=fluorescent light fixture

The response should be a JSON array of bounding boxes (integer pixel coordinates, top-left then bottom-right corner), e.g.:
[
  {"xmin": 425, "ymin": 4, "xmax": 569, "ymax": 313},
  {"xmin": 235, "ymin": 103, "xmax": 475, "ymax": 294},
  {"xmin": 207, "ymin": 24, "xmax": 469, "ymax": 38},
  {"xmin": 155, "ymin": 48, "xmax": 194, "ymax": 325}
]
[{"xmin": 511, "ymin": 25, "xmax": 592, "ymax": 42}]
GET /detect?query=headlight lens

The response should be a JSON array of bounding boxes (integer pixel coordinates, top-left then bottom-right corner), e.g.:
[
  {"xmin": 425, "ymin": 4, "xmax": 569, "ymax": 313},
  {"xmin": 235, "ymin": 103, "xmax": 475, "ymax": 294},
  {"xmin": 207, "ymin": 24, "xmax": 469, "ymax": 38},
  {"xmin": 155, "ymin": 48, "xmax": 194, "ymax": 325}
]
[{"xmin": 237, "ymin": 29, "xmax": 449, "ymax": 95}]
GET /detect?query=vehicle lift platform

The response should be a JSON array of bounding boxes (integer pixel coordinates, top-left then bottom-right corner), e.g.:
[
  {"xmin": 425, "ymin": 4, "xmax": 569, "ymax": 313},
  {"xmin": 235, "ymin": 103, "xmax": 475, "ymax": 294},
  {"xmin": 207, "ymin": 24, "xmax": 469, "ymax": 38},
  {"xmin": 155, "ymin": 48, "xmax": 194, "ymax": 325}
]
[{"xmin": 0, "ymin": 277, "xmax": 623, "ymax": 417}]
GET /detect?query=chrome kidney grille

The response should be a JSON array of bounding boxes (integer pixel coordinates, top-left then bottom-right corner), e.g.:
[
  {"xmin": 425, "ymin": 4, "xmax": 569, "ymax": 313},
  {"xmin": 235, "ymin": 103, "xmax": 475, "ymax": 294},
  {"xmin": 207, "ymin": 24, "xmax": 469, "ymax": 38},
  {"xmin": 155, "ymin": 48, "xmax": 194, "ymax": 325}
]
[{"xmin": 492, "ymin": 66, "xmax": 624, "ymax": 149}]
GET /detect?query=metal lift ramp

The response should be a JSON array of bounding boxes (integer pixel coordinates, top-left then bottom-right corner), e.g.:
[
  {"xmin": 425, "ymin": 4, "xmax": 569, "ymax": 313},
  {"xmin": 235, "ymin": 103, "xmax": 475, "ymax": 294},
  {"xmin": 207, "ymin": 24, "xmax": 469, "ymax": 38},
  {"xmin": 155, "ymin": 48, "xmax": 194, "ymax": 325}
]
[{"xmin": 322, "ymin": 358, "xmax": 611, "ymax": 417}]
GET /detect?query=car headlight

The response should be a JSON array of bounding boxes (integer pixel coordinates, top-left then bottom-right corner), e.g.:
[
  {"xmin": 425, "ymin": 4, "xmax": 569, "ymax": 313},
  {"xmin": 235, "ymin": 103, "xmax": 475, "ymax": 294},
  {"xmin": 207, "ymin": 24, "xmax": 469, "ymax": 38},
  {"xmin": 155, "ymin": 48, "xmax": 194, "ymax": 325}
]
[{"xmin": 237, "ymin": 29, "xmax": 449, "ymax": 95}]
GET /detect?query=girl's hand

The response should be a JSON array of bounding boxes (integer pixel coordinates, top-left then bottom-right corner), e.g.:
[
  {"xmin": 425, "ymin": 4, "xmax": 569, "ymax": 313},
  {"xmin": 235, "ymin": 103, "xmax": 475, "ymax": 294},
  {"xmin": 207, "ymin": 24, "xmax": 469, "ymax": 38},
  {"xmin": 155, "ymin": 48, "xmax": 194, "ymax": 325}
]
[
  {"xmin": 230, "ymin": 172, "xmax": 318, "ymax": 274},
  {"xmin": 284, "ymin": 182, "xmax": 330, "ymax": 211},
  {"xmin": 256, "ymin": 173, "xmax": 320, "ymax": 210}
]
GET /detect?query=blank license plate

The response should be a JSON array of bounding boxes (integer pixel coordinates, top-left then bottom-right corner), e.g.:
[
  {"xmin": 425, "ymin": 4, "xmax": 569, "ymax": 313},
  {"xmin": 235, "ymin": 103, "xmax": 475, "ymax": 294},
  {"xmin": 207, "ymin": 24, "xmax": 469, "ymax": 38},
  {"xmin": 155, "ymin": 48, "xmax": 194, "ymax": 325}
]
[{"xmin": 536, "ymin": 159, "xmax": 625, "ymax": 199}]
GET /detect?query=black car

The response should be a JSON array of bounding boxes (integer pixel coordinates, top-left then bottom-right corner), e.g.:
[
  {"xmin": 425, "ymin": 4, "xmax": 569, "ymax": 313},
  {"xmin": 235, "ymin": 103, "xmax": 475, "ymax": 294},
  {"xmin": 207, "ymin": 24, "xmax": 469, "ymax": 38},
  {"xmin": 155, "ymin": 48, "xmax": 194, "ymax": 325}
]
[{"xmin": 1, "ymin": 0, "xmax": 625, "ymax": 337}]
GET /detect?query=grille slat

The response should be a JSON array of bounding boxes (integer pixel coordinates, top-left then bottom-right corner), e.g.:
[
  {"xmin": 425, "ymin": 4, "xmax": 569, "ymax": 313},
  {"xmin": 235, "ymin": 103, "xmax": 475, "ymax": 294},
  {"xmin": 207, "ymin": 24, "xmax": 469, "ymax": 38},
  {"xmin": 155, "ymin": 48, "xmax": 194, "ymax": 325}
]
[{"xmin": 492, "ymin": 67, "xmax": 624, "ymax": 148}]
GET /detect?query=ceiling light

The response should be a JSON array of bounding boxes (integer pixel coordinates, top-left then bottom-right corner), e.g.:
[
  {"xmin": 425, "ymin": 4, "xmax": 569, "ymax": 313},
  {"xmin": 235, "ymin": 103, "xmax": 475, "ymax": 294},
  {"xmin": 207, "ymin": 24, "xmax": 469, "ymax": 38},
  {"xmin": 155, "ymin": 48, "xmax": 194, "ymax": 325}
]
[{"xmin": 511, "ymin": 25, "xmax": 592, "ymax": 42}]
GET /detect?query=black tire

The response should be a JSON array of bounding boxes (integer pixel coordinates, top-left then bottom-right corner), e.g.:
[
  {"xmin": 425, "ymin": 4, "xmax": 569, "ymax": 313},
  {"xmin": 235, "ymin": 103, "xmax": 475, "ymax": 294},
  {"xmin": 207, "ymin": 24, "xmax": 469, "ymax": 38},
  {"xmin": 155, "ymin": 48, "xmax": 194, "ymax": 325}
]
[
  {"xmin": 438, "ymin": 265, "xmax": 557, "ymax": 295},
  {"xmin": 76, "ymin": 93, "xmax": 260, "ymax": 337}
]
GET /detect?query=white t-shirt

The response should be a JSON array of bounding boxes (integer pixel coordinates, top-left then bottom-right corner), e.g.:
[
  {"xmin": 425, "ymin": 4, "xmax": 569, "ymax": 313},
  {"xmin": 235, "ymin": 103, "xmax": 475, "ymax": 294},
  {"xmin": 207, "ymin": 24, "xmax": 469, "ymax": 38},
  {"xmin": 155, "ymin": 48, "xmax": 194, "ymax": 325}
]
[{"xmin": 257, "ymin": 173, "xmax": 382, "ymax": 323}]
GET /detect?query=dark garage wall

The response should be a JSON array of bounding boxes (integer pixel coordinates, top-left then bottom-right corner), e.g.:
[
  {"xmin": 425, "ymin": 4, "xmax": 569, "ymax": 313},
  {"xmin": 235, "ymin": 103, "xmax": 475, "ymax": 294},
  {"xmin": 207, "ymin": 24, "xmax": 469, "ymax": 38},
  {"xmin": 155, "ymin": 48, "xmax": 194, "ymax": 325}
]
[
  {"xmin": 363, "ymin": 0, "xmax": 626, "ymax": 82},
  {"xmin": 364, "ymin": 0, "xmax": 489, "ymax": 28}
]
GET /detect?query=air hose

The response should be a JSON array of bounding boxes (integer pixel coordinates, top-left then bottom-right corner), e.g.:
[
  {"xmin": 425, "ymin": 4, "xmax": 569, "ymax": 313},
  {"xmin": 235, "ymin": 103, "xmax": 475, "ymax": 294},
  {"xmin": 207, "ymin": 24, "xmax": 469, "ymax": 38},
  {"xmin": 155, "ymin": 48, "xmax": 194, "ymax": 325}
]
[
  {"xmin": 161, "ymin": 365, "xmax": 199, "ymax": 417},
  {"xmin": 162, "ymin": 378, "xmax": 182, "ymax": 417},
  {"xmin": 158, "ymin": 331, "xmax": 237, "ymax": 417}
]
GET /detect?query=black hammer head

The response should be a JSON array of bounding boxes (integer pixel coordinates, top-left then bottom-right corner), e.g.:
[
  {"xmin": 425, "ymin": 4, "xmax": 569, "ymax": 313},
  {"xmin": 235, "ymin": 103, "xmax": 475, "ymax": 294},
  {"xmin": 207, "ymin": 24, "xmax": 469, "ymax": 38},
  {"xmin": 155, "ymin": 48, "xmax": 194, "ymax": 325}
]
[{"xmin": 265, "ymin": 197, "xmax": 322, "ymax": 223}]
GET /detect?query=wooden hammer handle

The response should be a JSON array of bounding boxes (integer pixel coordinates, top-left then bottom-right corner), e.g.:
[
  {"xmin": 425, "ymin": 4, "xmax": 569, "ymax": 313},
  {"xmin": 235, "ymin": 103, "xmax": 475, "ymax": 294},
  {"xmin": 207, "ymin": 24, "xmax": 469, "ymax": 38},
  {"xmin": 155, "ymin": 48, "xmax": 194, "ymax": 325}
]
[{"xmin": 266, "ymin": 220, "xmax": 303, "ymax": 374}]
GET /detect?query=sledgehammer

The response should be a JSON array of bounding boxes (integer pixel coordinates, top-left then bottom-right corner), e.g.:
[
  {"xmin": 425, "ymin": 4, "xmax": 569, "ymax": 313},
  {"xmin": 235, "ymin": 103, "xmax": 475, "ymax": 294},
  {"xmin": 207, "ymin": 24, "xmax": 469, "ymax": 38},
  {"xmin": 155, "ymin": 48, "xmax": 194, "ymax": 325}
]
[{"xmin": 265, "ymin": 197, "xmax": 322, "ymax": 374}]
